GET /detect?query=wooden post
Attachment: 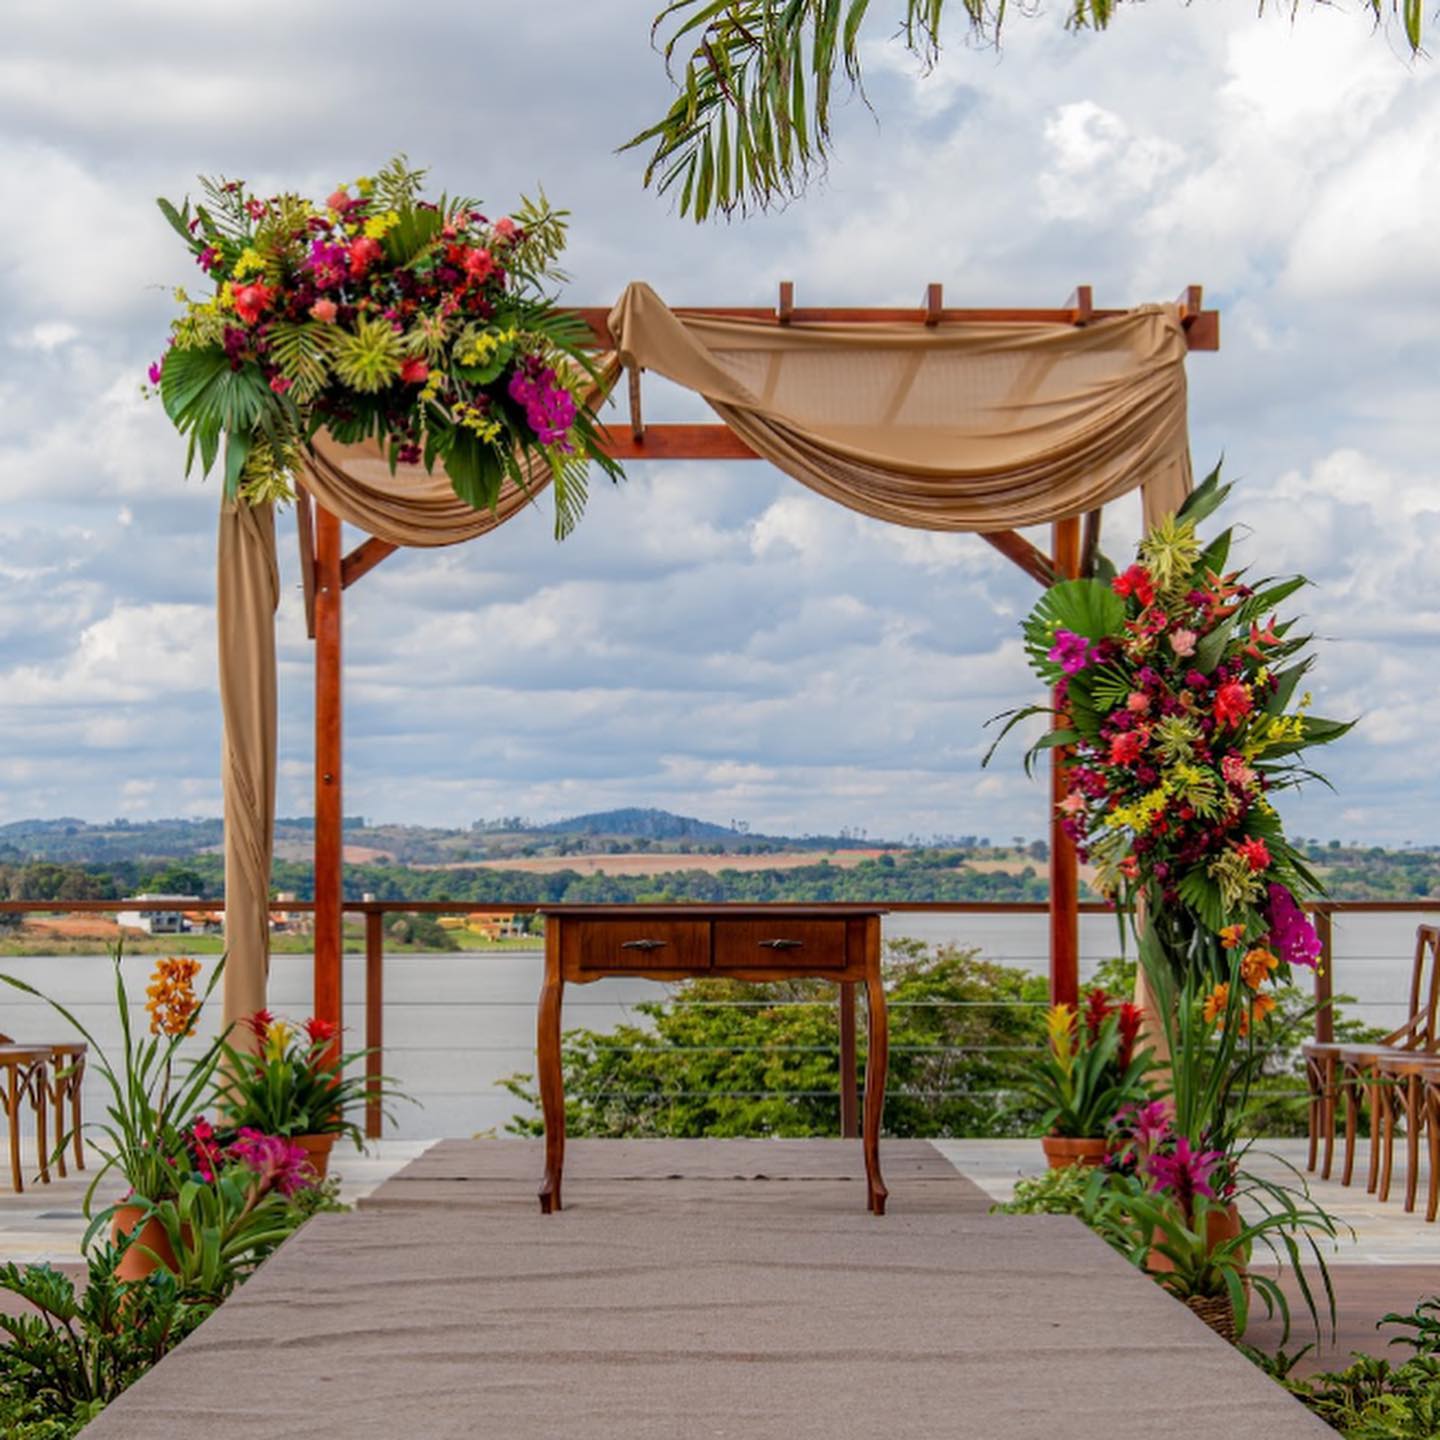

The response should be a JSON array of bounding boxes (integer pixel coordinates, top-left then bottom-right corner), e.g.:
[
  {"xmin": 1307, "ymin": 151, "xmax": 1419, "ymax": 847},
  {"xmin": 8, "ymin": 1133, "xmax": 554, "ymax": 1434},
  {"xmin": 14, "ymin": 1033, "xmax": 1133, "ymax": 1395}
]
[
  {"xmin": 839, "ymin": 982, "xmax": 858, "ymax": 1138},
  {"xmin": 314, "ymin": 504, "xmax": 344, "ymax": 1055},
  {"xmin": 365, "ymin": 909, "xmax": 384, "ymax": 1140},
  {"xmin": 1049, "ymin": 517, "xmax": 1082, "ymax": 1009},
  {"xmin": 1314, "ymin": 907, "xmax": 1335, "ymax": 1045}
]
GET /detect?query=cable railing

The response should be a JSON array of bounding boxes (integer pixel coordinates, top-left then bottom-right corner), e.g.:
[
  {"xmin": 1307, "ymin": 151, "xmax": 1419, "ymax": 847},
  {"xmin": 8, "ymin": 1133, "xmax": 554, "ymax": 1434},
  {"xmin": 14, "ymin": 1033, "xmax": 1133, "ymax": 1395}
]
[{"xmin": 0, "ymin": 897, "xmax": 1434, "ymax": 1139}]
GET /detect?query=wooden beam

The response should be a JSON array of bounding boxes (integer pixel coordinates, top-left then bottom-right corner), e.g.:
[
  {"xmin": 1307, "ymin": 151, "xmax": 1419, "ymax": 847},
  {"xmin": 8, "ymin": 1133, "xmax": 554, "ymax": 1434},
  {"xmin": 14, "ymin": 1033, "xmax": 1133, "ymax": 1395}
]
[
  {"xmin": 1066, "ymin": 286, "xmax": 1094, "ymax": 327},
  {"xmin": 595, "ymin": 423, "xmax": 757, "ymax": 461},
  {"xmin": 295, "ymin": 485, "xmax": 317, "ymax": 640},
  {"xmin": 1049, "ymin": 516, "xmax": 1082, "ymax": 1010},
  {"xmin": 980, "ymin": 531, "xmax": 1055, "ymax": 587},
  {"xmin": 314, "ymin": 504, "xmax": 344, "ymax": 1060},
  {"xmin": 572, "ymin": 301, "xmax": 1221, "ymax": 351},
  {"xmin": 341, "ymin": 536, "xmax": 399, "ymax": 590},
  {"xmin": 627, "ymin": 365, "xmax": 644, "ymax": 441},
  {"xmin": 778, "ymin": 280, "xmax": 794, "ymax": 325},
  {"xmin": 924, "ymin": 283, "xmax": 943, "ymax": 327},
  {"xmin": 1079, "ymin": 508, "xmax": 1103, "ymax": 578}
]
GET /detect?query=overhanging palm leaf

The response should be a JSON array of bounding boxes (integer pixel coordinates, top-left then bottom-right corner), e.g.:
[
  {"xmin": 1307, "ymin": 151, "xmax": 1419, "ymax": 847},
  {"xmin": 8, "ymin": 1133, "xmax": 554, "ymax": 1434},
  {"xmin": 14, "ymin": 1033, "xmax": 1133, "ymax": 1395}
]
[{"xmin": 627, "ymin": 1, "xmax": 1426, "ymax": 220}]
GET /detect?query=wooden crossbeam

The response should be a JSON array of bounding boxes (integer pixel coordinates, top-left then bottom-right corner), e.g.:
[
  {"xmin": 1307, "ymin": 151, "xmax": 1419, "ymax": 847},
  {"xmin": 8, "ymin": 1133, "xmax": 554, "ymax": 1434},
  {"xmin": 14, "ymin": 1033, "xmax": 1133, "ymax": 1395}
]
[
  {"xmin": 341, "ymin": 536, "xmax": 399, "ymax": 589},
  {"xmin": 571, "ymin": 295, "xmax": 1220, "ymax": 351},
  {"xmin": 295, "ymin": 484, "xmax": 317, "ymax": 640}
]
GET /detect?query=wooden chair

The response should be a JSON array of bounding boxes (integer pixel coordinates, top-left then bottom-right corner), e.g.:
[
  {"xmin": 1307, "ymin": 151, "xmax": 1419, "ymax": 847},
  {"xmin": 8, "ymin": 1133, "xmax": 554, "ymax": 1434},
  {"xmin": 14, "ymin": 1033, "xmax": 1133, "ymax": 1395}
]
[
  {"xmin": 1377, "ymin": 1051, "xmax": 1440, "ymax": 1213},
  {"xmin": 0, "ymin": 1045, "xmax": 51, "ymax": 1193},
  {"xmin": 0, "ymin": 1035, "xmax": 86, "ymax": 1179},
  {"xmin": 1313, "ymin": 927, "xmax": 1440, "ymax": 1186},
  {"xmin": 1331, "ymin": 925, "xmax": 1440, "ymax": 1195}
]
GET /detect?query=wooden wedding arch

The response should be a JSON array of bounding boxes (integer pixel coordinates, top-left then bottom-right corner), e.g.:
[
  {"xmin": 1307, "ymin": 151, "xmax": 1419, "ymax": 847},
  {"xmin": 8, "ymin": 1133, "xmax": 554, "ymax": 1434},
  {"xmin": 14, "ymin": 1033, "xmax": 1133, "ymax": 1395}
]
[{"xmin": 292, "ymin": 283, "xmax": 1220, "ymax": 1041}]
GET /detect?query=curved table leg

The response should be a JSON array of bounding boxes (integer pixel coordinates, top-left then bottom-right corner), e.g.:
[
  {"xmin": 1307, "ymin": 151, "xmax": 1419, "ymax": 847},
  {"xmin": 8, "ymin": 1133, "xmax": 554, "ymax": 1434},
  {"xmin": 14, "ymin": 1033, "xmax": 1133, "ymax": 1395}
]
[
  {"xmin": 70, "ymin": 1054, "xmax": 86, "ymax": 1172},
  {"xmin": 29, "ymin": 1062, "xmax": 48, "ymax": 1187},
  {"xmin": 863, "ymin": 966, "xmax": 889, "ymax": 1216},
  {"xmin": 537, "ymin": 970, "xmax": 565, "ymax": 1214}
]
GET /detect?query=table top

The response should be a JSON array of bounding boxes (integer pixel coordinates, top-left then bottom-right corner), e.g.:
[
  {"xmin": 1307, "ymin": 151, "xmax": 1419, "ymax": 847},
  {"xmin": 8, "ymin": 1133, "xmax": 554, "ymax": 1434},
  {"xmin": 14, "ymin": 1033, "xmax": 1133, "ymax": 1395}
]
[{"xmin": 538, "ymin": 903, "xmax": 889, "ymax": 919}]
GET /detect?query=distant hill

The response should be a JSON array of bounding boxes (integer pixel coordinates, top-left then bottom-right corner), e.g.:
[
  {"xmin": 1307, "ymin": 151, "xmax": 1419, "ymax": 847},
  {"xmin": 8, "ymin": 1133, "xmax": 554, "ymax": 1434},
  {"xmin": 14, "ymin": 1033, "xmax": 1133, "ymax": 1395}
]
[{"xmin": 539, "ymin": 808, "xmax": 740, "ymax": 841}]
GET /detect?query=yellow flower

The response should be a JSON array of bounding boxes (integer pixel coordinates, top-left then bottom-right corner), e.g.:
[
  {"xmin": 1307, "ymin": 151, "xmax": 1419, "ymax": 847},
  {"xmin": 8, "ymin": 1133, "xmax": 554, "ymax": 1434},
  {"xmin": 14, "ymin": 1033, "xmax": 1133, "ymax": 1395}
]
[
  {"xmin": 232, "ymin": 247, "xmax": 266, "ymax": 279},
  {"xmin": 1046, "ymin": 1004, "xmax": 1076, "ymax": 1076},
  {"xmin": 363, "ymin": 211, "xmax": 400, "ymax": 240},
  {"xmin": 1241, "ymin": 946, "xmax": 1279, "ymax": 991},
  {"xmin": 264, "ymin": 1019, "xmax": 294, "ymax": 1063},
  {"xmin": 145, "ymin": 957, "xmax": 202, "ymax": 1037}
]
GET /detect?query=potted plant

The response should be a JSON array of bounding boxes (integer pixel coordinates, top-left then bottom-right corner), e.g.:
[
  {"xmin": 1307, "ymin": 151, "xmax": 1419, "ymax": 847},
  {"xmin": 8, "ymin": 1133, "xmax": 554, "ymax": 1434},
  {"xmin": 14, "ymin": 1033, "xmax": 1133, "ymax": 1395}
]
[
  {"xmin": 0, "ymin": 950, "xmax": 231, "ymax": 1280},
  {"xmin": 1016, "ymin": 988, "xmax": 1153, "ymax": 1167},
  {"xmin": 218, "ymin": 1010, "xmax": 409, "ymax": 1176}
]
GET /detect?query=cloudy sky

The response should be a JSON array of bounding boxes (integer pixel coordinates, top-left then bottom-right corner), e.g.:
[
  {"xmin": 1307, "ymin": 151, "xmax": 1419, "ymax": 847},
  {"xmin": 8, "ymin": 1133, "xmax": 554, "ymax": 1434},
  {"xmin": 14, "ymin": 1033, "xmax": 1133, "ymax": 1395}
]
[{"xmin": 0, "ymin": 0, "xmax": 1435, "ymax": 844}]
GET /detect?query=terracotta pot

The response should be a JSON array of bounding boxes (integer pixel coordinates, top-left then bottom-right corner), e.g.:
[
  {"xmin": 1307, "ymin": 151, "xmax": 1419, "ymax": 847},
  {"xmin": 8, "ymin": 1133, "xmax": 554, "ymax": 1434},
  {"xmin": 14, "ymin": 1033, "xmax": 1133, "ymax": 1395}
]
[
  {"xmin": 294, "ymin": 1132, "xmax": 336, "ymax": 1180},
  {"xmin": 1184, "ymin": 1292, "xmax": 1238, "ymax": 1344},
  {"xmin": 111, "ymin": 1204, "xmax": 178, "ymax": 1282},
  {"xmin": 1148, "ymin": 1201, "xmax": 1249, "ymax": 1284},
  {"xmin": 1041, "ymin": 1135, "xmax": 1110, "ymax": 1170}
]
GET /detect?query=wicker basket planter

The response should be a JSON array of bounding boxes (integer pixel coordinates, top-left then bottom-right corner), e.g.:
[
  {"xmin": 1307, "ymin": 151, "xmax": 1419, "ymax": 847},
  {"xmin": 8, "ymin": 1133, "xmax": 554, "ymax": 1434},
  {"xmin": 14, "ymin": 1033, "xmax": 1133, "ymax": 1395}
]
[{"xmin": 1183, "ymin": 1293, "xmax": 1237, "ymax": 1344}]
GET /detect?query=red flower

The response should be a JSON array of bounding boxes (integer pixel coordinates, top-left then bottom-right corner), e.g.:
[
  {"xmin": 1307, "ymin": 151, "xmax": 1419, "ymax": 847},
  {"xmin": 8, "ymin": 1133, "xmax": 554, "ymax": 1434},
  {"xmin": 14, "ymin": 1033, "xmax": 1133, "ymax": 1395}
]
[
  {"xmin": 1235, "ymin": 837, "xmax": 1271, "ymax": 872},
  {"xmin": 348, "ymin": 237, "xmax": 384, "ymax": 278},
  {"xmin": 233, "ymin": 281, "xmax": 276, "ymax": 325},
  {"xmin": 1119, "ymin": 855, "xmax": 1140, "ymax": 879},
  {"xmin": 1083, "ymin": 988, "xmax": 1114, "ymax": 1042},
  {"xmin": 304, "ymin": 1017, "xmax": 338, "ymax": 1045},
  {"xmin": 399, "ymin": 358, "xmax": 429, "ymax": 384},
  {"xmin": 1116, "ymin": 1003, "xmax": 1143, "ymax": 1070},
  {"xmin": 1213, "ymin": 681, "xmax": 1253, "ymax": 727},
  {"xmin": 1112, "ymin": 565, "xmax": 1156, "ymax": 607},
  {"xmin": 243, "ymin": 1008, "xmax": 274, "ymax": 1040},
  {"xmin": 1109, "ymin": 731, "xmax": 1144, "ymax": 765},
  {"xmin": 462, "ymin": 246, "xmax": 495, "ymax": 284}
]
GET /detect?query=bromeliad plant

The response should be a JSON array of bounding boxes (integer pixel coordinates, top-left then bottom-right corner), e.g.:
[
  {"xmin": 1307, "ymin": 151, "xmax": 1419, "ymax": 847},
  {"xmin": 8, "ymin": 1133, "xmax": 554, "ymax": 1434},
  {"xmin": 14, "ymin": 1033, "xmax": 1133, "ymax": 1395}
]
[
  {"xmin": 1016, "ymin": 989, "xmax": 1152, "ymax": 1139},
  {"xmin": 218, "ymin": 1010, "xmax": 408, "ymax": 1146},
  {"xmin": 151, "ymin": 155, "xmax": 621, "ymax": 536}
]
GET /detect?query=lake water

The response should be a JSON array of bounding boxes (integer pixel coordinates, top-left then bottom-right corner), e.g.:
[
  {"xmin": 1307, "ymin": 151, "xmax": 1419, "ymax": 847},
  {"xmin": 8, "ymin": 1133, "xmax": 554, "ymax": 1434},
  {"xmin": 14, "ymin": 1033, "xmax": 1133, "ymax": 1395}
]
[{"xmin": 0, "ymin": 910, "xmax": 1429, "ymax": 1141}]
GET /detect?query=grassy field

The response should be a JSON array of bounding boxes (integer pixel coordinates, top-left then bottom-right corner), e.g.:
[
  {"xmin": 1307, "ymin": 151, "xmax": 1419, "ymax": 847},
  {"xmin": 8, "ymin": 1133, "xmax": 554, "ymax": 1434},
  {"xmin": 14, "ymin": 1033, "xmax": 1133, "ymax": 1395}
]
[{"xmin": 0, "ymin": 926, "xmax": 540, "ymax": 957}]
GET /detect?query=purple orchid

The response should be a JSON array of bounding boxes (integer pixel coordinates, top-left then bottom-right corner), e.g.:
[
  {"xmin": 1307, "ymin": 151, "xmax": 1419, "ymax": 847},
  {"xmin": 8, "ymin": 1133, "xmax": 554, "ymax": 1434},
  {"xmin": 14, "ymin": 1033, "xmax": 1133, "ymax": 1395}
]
[
  {"xmin": 1267, "ymin": 883, "xmax": 1322, "ymax": 969},
  {"xmin": 1047, "ymin": 628, "xmax": 1097, "ymax": 676}
]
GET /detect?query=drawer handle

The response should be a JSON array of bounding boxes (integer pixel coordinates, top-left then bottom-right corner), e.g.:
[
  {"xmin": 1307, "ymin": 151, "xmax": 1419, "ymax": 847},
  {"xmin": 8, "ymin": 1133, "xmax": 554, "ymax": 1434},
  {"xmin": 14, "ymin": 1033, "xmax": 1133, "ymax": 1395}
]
[
  {"xmin": 620, "ymin": 938, "xmax": 668, "ymax": 952},
  {"xmin": 758, "ymin": 938, "xmax": 804, "ymax": 950}
]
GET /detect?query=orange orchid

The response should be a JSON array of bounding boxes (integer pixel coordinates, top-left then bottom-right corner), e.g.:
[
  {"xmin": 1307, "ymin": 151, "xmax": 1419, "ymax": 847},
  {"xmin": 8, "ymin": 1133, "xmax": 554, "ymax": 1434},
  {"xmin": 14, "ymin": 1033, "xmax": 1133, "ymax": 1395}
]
[
  {"xmin": 1241, "ymin": 946, "xmax": 1280, "ymax": 991},
  {"xmin": 1202, "ymin": 982, "xmax": 1230, "ymax": 1028},
  {"xmin": 1219, "ymin": 924, "xmax": 1246, "ymax": 951},
  {"xmin": 145, "ymin": 956, "xmax": 202, "ymax": 1037}
]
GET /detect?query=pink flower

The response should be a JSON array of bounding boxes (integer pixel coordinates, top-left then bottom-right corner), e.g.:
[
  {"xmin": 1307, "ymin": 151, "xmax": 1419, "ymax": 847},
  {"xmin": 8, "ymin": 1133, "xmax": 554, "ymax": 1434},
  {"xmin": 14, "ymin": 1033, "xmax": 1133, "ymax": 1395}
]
[
  {"xmin": 326, "ymin": 187, "xmax": 352, "ymax": 213},
  {"xmin": 147, "ymin": 358, "xmax": 164, "ymax": 386},
  {"xmin": 348, "ymin": 237, "xmax": 383, "ymax": 279},
  {"xmin": 1047, "ymin": 629, "xmax": 1096, "ymax": 676},
  {"xmin": 269, "ymin": 374, "xmax": 292, "ymax": 395},
  {"xmin": 1126, "ymin": 691, "xmax": 1151, "ymax": 714},
  {"xmin": 309, "ymin": 298, "xmax": 338, "ymax": 324},
  {"xmin": 1220, "ymin": 755, "xmax": 1254, "ymax": 789},
  {"xmin": 1146, "ymin": 1136, "xmax": 1224, "ymax": 1214},
  {"xmin": 1058, "ymin": 791, "xmax": 1085, "ymax": 816},
  {"xmin": 1267, "ymin": 883, "xmax": 1322, "ymax": 969},
  {"xmin": 229, "ymin": 1128, "xmax": 316, "ymax": 1198},
  {"xmin": 493, "ymin": 217, "xmax": 518, "ymax": 244},
  {"xmin": 1169, "ymin": 628, "xmax": 1198, "ymax": 658},
  {"xmin": 462, "ymin": 246, "xmax": 495, "ymax": 284}
]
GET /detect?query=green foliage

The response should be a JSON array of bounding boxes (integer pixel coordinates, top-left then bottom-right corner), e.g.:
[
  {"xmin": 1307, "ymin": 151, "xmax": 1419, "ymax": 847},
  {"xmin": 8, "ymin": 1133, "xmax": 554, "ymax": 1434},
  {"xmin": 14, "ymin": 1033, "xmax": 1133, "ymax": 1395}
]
[
  {"xmin": 0, "ymin": 1248, "xmax": 212, "ymax": 1437},
  {"xmin": 503, "ymin": 940, "xmax": 1050, "ymax": 1139},
  {"xmin": 1284, "ymin": 1355, "xmax": 1440, "ymax": 1437},
  {"xmin": 991, "ymin": 1163, "xmax": 1099, "ymax": 1217},
  {"xmin": 1012, "ymin": 1008, "xmax": 1153, "ymax": 1138},
  {"xmin": 628, "ymin": 2, "xmax": 1424, "ymax": 221}
]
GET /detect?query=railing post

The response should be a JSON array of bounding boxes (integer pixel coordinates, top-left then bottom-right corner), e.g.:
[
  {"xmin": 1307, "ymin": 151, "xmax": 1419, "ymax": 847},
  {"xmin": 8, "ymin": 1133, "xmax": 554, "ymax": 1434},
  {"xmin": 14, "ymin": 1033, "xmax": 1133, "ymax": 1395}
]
[
  {"xmin": 365, "ymin": 908, "xmax": 384, "ymax": 1141},
  {"xmin": 839, "ymin": 982, "xmax": 858, "ymax": 1138},
  {"xmin": 1314, "ymin": 907, "xmax": 1334, "ymax": 1045}
]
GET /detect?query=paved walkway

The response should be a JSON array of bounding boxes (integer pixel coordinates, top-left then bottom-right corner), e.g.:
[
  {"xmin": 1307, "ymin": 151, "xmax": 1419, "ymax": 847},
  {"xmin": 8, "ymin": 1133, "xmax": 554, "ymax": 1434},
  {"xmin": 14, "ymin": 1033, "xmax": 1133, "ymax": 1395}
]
[{"xmin": 83, "ymin": 1139, "xmax": 1329, "ymax": 1439}]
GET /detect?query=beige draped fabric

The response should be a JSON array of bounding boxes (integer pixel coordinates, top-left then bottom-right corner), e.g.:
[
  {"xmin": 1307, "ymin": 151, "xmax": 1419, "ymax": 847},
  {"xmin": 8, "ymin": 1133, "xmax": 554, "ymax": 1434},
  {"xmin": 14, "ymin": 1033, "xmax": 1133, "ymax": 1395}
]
[
  {"xmin": 608, "ymin": 281, "xmax": 1191, "ymax": 533},
  {"xmin": 218, "ymin": 285, "xmax": 1193, "ymax": 1022}
]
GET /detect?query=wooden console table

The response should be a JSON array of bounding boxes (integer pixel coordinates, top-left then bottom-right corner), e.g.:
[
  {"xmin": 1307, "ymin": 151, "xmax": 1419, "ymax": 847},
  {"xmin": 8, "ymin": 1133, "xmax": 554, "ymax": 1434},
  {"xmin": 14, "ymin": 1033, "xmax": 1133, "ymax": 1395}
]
[{"xmin": 536, "ymin": 905, "xmax": 890, "ymax": 1215}]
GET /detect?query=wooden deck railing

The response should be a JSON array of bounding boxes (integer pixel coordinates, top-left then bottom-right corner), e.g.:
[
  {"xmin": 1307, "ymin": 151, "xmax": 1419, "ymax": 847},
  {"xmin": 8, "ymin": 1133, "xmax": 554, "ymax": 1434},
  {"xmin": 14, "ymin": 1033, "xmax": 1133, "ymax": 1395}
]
[{"xmin": 1, "ymin": 897, "xmax": 1435, "ymax": 1138}]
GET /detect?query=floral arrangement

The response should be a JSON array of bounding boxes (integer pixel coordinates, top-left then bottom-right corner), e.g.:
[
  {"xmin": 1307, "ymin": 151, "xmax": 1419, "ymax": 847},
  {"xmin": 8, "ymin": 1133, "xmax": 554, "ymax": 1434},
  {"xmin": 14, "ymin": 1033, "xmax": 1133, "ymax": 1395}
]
[
  {"xmin": 994, "ymin": 467, "xmax": 1350, "ymax": 1035},
  {"xmin": 151, "ymin": 156, "xmax": 620, "ymax": 535},
  {"xmin": 218, "ymin": 1008, "xmax": 406, "ymax": 1146},
  {"xmin": 1015, "ymin": 987, "xmax": 1152, "ymax": 1140}
]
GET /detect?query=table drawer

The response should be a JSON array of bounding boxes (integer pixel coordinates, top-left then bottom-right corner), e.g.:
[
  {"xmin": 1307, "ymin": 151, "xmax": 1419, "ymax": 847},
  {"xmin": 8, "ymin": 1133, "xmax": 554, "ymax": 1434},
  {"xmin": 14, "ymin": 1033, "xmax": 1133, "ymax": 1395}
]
[
  {"xmin": 713, "ymin": 918, "xmax": 850, "ymax": 970},
  {"xmin": 568, "ymin": 918, "xmax": 711, "ymax": 973}
]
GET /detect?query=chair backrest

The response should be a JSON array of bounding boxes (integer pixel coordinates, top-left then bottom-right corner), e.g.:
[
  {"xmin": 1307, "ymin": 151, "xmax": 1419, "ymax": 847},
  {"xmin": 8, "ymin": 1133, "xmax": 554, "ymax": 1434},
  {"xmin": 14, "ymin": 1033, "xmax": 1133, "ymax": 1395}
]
[
  {"xmin": 1395, "ymin": 925, "xmax": 1440, "ymax": 1050},
  {"xmin": 0, "ymin": 1033, "xmax": 11, "ymax": 1045}
]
